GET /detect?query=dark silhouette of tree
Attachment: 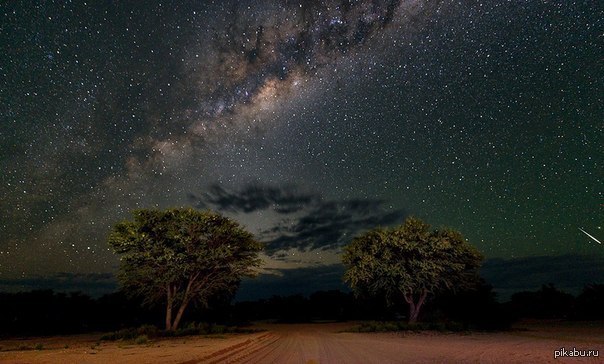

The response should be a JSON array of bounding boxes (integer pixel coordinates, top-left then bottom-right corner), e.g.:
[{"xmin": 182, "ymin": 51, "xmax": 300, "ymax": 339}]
[
  {"xmin": 267, "ymin": 294, "xmax": 311, "ymax": 322},
  {"xmin": 509, "ymin": 284, "xmax": 575, "ymax": 319},
  {"xmin": 108, "ymin": 208, "xmax": 262, "ymax": 331},
  {"xmin": 95, "ymin": 291, "xmax": 160, "ymax": 330},
  {"xmin": 0, "ymin": 290, "xmax": 97, "ymax": 337},
  {"xmin": 309, "ymin": 290, "xmax": 353, "ymax": 321},
  {"xmin": 575, "ymin": 284, "xmax": 604, "ymax": 320},
  {"xmin": 430, "ymin": 279, "xmax": 513, "ymax": 330},
  {"xmin": 342, "ymin": 217, "xmax": 483, "ymax": 323}
]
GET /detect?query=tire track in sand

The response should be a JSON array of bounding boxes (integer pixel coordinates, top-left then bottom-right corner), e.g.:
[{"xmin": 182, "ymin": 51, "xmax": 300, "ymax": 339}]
[{"xmin": 178, "ymin": 332, "xmax": 280, "ymax": 364}]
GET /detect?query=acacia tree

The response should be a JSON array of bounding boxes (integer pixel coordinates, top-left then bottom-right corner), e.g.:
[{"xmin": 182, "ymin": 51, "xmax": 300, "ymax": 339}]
[
  {"xmin": 343, "ymin": 217, "xmax": 483, "ymax": 323},
  {"xmin": 108, "ymin": 208, "xmax": 262, "ymax": 331}
]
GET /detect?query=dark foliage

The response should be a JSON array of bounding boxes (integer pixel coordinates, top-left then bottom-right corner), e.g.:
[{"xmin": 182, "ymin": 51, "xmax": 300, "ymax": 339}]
[
  {"xmin": 428, "ymin": 280, "xmax": 513, "ymax": 330},
  {"xmin": 0, "ymin": 290, "xmax": 161, "ymax": 337},
  {"xmin": 349, "ymin": 321, "xmax": 467, "ymax": 333},
  {"xmin": 508, "ymin": 284, "xmax": 575, "ymax": 320},
  {"xmin": 0, "ymin": 290, "xmax": 95, "ymax": 336},
  {"xmin": 2, "ymin": 282, "xmax": 603, "ymax": 337},
  {"xmin": 100, "ymin": 322, "xmax": 259, "ymax": 341},
  {"xmin": 231, "ymin": 291, "xmax": 397, "ymax": 323},
  {"xmin": 574, "ymin": 284, "xmax": 604, "ymax": 320}
]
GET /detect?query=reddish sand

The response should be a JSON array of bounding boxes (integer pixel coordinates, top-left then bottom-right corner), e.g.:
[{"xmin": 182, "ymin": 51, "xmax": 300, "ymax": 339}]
[{"xmin": 1, "ymin": 321, "xmax": 602, "ymax": 363}]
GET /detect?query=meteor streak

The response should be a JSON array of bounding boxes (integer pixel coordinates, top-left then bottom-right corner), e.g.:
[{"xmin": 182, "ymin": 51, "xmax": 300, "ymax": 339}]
[{"xmin": 579, "ymin": 228, "xmax": 602, "ymax": 244}]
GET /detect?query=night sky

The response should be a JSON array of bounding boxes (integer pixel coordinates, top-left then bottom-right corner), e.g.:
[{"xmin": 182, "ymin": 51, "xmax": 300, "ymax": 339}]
[{"xmin": 1, "ymin": 1, "xmax": 602, "ymax": 297}]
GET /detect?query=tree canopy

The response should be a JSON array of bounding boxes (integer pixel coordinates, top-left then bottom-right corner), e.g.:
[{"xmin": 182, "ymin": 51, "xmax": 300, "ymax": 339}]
[
  {"xmin": 342, "ymin": 216, "xmax": 483, "ymax": 323},
  {"xmin": 108, "ymin": 208, "xmax": 262, "ymax": 331}
]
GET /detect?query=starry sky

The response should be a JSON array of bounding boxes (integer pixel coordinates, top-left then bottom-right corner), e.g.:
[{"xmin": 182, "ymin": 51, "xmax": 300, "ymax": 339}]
[{"xmin": 1, "ymin": 1, "xmax": 602, "ymax": 296}]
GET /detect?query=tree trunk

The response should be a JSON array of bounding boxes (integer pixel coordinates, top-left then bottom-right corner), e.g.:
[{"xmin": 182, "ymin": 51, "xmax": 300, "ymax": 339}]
[
  {"xmin": 172, "ymin": 299, "xmax": 190, "ymax": 331},
  {"xmin": 165, "ymin": 284, "xmax": 173, "ymax": 331},
  {"xmin": 405, "ymin": 290, "xmax": 429, "ymax": 324},
  {"xmin": 170, "ymin": 274, "xmax": 197, "ymax": 331},
  {"xmin": 408, "ymin": 300, "xmax": 418, "ymax": 324}
]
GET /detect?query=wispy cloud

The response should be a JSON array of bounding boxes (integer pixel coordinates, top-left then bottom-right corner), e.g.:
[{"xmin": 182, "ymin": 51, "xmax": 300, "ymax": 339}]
[{"xmin": 189, "ymin": 182, "xmax": 406, "ymax": 253}]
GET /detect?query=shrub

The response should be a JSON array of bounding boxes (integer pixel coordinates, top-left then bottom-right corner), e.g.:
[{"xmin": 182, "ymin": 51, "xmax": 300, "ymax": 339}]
[
  {"xmin": 134, "ymin": 335, "xmax": 149, "ymax": 345},
  {"xmin": 137, "ymin": 324, "xmax": 159, "ymax": 338},
  {"xmin": 349, "ymin": 321, "xmax": 467, "ymax": 333},
  {"xmin": 100, "ymin": 328, "xmax": 138, "ymax": 341},
  {"xmin": 100, "ymin": 322, "xmax": 259, "ymax": 341},
  {"xmin": 101, "ymin": 325, "xmax": 160, "ymax": 341}
]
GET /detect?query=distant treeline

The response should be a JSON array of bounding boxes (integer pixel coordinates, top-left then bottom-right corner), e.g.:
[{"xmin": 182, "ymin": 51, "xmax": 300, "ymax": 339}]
[{"xmin": 1, "ymin": 283, "xmax": 603, "ymax": 337}]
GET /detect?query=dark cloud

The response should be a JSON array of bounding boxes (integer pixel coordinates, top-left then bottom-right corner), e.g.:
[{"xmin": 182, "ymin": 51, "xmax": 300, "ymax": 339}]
[
  {"xmin": 188, "ymin": 183, "xmax": 318, "ymax": 214},
  {"xmin": 190, "ymin": 182, "xmax": 406, "ymax": 253},
  {"xmin": 263, "ymin": 200, "xmax": 404, "ymax": 252}
]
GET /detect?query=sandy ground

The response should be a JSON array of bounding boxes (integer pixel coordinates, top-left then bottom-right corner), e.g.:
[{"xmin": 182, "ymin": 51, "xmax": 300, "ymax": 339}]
[{"xmin": 1, "ymin": 321, "xmax": 602, "ymax": 363}]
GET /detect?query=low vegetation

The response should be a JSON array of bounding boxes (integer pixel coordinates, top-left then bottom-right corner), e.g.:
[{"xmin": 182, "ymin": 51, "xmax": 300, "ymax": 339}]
[
  {"xmin": 348, "ymin": 321, "xmax": 467, "ymax": 333},
  {"xmin": 2, "ymin": 284, "xmax": 604, "ymax": 338},
  {"xmin": 100, "ymin": 323, "xmax": 261, "ymax": 341}
]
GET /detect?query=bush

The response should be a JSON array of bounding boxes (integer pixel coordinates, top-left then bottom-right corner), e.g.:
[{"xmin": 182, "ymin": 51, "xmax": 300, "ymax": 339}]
[
  {"xmin": 100, "ymin": 322, "xmax": 258, "ymax": 341},
  {"xmin": 101, "ymin": 325, "xmax": 158, "ymax": 341},
  {"xmin": 100, "ymin": 328, "xmax": 138, "ymax": 341},
  {"xmin": 349, "ymin": 321, "xmax": 467, "ymax": 333},
  {"xmin": 172, "ymin": 327, "xmax": 198, "ymax": 337},
  {"xmin": 137, "ymin": 324, "xmax": 160, "ymax": 338},
  {"xmin": 169, "ymin": 323, "xmax": 229, "ymax": 336},
  {"xmin": 134, "ymin": 335, "xmax": 149, "ymax": 345}
]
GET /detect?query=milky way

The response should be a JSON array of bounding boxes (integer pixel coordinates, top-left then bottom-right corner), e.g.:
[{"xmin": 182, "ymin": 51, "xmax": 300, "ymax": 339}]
[
  {"xmin": 1, "ymin": 1, "xmax": 602, "ymax": 294},
  {"xmin": 187, "ymin": 1, "xmax": 437, "ymax": 119}
]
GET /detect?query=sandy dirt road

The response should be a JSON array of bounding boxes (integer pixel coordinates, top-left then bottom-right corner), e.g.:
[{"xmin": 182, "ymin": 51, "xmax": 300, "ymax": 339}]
[
  {"xmin": 1, "ymin": 322, "xmax": 602, "ymax": 363},
  {"xmin": 183, "ymin": 323, "xmax": 603, "ymax": 363}
]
